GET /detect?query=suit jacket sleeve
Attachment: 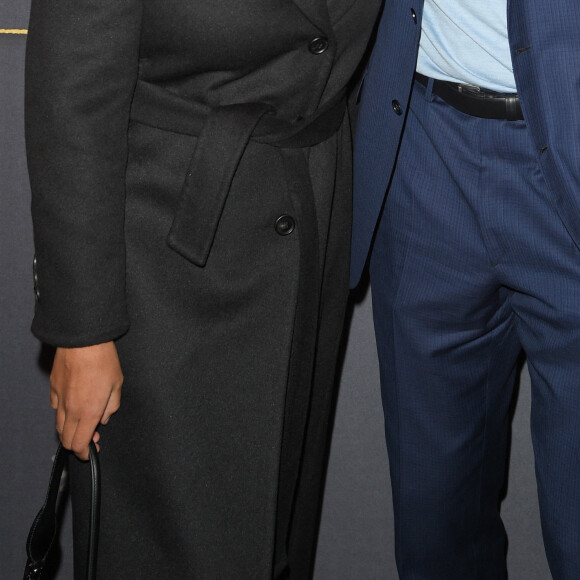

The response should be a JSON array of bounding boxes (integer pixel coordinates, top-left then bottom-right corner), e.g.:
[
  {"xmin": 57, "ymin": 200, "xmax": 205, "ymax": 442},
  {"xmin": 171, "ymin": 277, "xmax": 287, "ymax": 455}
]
[{"xmin": 25, "ymin": 0, "xmax": 142, "ymax": 347}]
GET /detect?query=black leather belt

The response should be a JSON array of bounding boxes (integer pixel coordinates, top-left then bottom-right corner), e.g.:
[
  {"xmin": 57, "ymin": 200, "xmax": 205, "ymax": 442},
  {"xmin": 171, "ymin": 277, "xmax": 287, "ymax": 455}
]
[{"xmin": 415, "ymin": 72, "xmax": 524, "ymax": 121}]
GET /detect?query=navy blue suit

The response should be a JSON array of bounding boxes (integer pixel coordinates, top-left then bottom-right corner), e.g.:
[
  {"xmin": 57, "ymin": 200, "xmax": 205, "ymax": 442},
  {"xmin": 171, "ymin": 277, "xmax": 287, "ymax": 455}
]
[{"xmin": 353, "ymin": 2, "xmax": 580, "ymax": 578}]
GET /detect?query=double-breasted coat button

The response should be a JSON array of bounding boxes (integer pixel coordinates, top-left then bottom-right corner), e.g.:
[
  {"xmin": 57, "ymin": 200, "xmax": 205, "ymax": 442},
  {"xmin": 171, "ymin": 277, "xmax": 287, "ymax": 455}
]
[
  {"xmin": 275, "ymin": 215, "xmax": 295, "ymax": 236},
  {"xmin": 308, "ymin": 37, "xmax": 329, "ymax": 54},
  {"xmin": 392, "ymin": 100, "xmax": 403, "ymax": 115}
]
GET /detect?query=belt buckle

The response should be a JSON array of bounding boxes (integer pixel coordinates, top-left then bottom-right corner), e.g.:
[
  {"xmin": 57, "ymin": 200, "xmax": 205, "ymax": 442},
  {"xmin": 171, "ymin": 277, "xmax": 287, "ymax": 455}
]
[{"xmin": 456, "ymin": 83, "xmax": 483, "ymax": 97}]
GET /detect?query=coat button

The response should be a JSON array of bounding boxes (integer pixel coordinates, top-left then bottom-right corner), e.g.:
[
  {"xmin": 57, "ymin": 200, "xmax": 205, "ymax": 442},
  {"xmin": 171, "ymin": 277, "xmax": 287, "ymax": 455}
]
[
  {"xmin": 411, "ymin": 8, "xmax": 417, "ymax": 23},
  {"xmin": 33, "ymin": 256, "xmax": 40, "ymax": 300},
  {"xmin": 275, "ymin": 215, "xmax": 295, "ymax": 236},
  {"xmin": 392, "ymin": 100, "xmax": 403, "ymax": 115},
  {"xmin": 308, "ymin": 37, "xmax": 329, "ymax": 54}
]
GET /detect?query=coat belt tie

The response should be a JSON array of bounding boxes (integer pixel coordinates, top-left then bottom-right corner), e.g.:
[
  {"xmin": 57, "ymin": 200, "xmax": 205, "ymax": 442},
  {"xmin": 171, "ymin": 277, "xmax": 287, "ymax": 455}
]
[{"xmin": 129, "ymin": 81, "xmax": 346, "ymax": 266}]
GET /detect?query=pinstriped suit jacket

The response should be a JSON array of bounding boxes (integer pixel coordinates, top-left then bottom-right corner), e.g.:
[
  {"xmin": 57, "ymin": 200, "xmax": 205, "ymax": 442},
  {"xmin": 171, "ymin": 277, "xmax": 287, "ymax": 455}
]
[{"xmin": 351, "ymin": 0, "xmax": 580, "ymax": 287}]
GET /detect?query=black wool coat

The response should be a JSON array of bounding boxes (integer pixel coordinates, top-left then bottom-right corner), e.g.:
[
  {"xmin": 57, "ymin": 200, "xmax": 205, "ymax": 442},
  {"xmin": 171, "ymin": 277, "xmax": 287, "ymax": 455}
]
[{"xmin": 25, "ymin": 0, "xmax": 381, "ymax": 577}]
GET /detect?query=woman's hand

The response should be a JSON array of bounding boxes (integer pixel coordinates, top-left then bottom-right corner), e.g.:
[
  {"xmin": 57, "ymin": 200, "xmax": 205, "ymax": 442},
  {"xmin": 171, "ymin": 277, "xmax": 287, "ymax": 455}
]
[{"xmin": 50, "ymin": 341, "xmax": 123, "ymax": 460}]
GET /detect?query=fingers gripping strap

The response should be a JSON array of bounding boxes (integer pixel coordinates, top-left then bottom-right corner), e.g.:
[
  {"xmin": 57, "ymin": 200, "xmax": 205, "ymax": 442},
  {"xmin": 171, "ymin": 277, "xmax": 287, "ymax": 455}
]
[{"xmin": 24, "ymin": 442, "xmax": 100, "ymax": 580}]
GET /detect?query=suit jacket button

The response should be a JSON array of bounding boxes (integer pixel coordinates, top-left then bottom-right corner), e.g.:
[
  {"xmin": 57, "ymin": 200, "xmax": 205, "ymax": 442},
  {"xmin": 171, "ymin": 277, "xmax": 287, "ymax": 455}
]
[
  {"xmin": 275, "ymin": 215, "xmax": 295, "ymax": 236},
  {"xmin": 309, "ymin": 37, "xmax": 329, "ymax": 54},
  {"xmin": 392, "ymin": 100, "xmax": 403, "ymax": 115}
]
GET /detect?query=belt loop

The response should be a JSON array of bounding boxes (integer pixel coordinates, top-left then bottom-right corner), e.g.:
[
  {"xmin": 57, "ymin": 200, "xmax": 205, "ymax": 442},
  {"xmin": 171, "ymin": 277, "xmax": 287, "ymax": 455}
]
[
  {"xmin": 424, "ymin": 76, "xmax": 435, "ymax": 102},
  {"xmin": 505, "ymin": 96, "xmax": 522, "ymax": 122}
]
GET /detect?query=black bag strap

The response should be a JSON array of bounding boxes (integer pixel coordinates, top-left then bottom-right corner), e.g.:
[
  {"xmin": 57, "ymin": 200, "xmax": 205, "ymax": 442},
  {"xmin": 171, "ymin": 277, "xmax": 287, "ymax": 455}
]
[{"xmin": 24, "ymin": 441, "xmax": 101, "ymax": 580}]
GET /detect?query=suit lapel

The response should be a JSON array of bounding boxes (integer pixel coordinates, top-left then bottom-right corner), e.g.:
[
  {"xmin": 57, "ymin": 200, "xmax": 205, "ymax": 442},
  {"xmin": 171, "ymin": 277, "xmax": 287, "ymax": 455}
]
[{"xmin": 291, "ymin": 0, "xmax": 330, "ymax": 32}]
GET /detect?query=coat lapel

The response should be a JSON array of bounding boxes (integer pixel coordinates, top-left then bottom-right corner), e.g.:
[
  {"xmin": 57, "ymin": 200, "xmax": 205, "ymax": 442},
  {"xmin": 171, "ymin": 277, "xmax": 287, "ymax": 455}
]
[{"xmin": 291, "ymin": 0, "xmax": 330, "ymax": 32}]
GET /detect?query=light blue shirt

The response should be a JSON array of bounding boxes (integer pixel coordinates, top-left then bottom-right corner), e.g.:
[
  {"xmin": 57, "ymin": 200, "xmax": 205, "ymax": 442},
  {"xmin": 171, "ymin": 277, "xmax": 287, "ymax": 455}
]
[{"xmin": 416, "ymin": 0, "xmax": 517, "ymax": 93}]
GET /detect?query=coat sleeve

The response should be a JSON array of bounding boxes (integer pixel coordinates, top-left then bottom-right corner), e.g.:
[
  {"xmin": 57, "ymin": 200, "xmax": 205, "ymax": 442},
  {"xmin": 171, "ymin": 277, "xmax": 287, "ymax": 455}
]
[{"xmin": 25, "ymin": 0, "xmax": 142, "ymax": 347}]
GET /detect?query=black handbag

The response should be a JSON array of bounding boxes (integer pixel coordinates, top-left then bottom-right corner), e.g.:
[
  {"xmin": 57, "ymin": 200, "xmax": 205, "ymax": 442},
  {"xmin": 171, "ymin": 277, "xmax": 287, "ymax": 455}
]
[{"xmin": 23, "ymin": 441, "xmax": 101, "ymax": 580}]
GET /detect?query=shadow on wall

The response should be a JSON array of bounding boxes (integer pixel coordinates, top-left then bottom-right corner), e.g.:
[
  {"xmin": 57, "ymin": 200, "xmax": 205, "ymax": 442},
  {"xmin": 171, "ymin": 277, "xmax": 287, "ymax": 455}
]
[{"xmin": 38, "ymin": 343, "xmax": 55, "ymax": 374}]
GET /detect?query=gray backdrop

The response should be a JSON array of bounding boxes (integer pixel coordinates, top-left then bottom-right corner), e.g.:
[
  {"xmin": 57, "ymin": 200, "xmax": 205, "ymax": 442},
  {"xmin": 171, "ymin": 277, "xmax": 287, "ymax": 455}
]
[{"xmin": 1, "ymin": 2, "xmax": 552, "ymax": 578}]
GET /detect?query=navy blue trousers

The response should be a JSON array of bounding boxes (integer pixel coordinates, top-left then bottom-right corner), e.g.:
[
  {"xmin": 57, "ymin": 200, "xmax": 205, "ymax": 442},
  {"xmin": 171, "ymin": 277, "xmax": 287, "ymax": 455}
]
[{"xmin": 370, "ymin": 79, "xmax": 580, "ymax": 580}]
